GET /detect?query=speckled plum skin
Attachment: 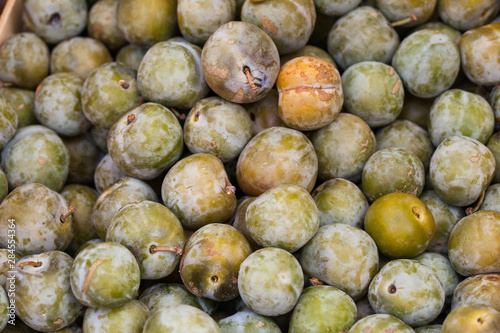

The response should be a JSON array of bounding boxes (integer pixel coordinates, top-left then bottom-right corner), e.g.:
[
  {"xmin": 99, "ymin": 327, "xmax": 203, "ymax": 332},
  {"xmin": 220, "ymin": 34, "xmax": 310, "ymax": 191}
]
[
  {"xmin": 413, "ymin": 252, "xmax": 460, "ymax": 304},
  {"xmin": 23, "ymin": 0, "xmax": 87, "ymax": 44},
  {"xmin": 238, "ymin": 247, "xmax": 304, "ymax": 316},
  {"xmin": 15, "ymin": 251, "xmax": 83, "ymax": 331},
  {"xmin": 376, "ymin": 120, "xmax": 434, "ymax": 169},
  {"xmin": 91, "ymin": 177, "xmax": 158, "ymax": 239},
  {"xmin": 442, "ymin": 303, "xmax": 500, "ymax": 333},
  {"xmin": 314, "ymin": 0, "xmax": 361, "ymax": 16},
  {"xmin": 161, "ymin": 153, "xmax": 237, "ymax": 230},
  {"xmin": 419, "ymin": 190, "xmax": 464, "ymax": 253},
  {"xmin": 448, "ymin": 210, "xmax": 500, "ymax": 277},
  {"xmin": 481, "ymin": 184, "xmax": 500, "ymax": 210},
  {"xmin": 342, "ymin": 61, "xmax": 404, "ymax": 128},
  {"xmin": 88, "ymin": 0, "xmax": 126, "ymax": 51},
  {"xmin": 243, "ymin": 89, "xmax": 287, "ymax": 136},
  {"xmin": 0, "ymin": 249, "xmax": 20, "ymax": 288},
  {"xmin": 459, "ymin": 23, "xmax": 500, "ymax": 86},
  {"xmin": 137, "ymin": 41, "xmax": 209, "ymax": 109},
  {"xmin": 143, "ymin": 304, "xmax": 221, "ymax": 333},
  {"xmin": 0, "ymin": 287, "xmax": 7, "ymax": 331},
  {"xmin": 368, "ymin": 259, "xmax": 445, "ymax": 327},
  {"xmin": 50, "ymin": 37, "xmax": 113, "ymax": 80},
  {"xmin": 201, "ymin": 21, "xmax": 280, "ymax": 104},
  {"xmin": 428, "ymin": 89, "xmax": 494, "ymax": 146},
  {"xmin": 139, "ymin": 283, "xmax": 218, "ymax": 315},
  {"xmin": 0, "ymin": 183, "xmax": 74, "ymax": 256},
  {"xmin": 61, "ymin": 184, "xmax": 98, "ymax": 251},
  {"xmin": 312, "ymin": 178, "xmax": 369, "ymax": 228},
  {"xmin": 180, "ymin": 224, "xmax": 251, "ymax": 301},
  {"xmin": 362, "ymin": 148, "xmax": 425, "ymax": 202},
  {"xmin": 241, "ymin": 0, "xmax": 316, "ymax": 55},
  {"xmin": 178, "ymin": 0, "xmax": 235, "ymax": 45},
  {"xmin": 83, "ymin": 300, "xmax": 149, "ymax": 333},
  {"xmin": 107, "ymin": 103, "xmax": 183, "ymax": 180},
  {"xmin": 289, "ymin": 286, "xmax": 357, "ymax": 333},
  {"xmin": 413, "ymin": 22, "xmax": 462, "ymax": 45},
  {"xmin": 299, "ymin": 223, "xmax": 379, "ymax": 300},
  {"xmin": 237, "ymin": 127, "xmax": 318, "ymax": 196},
  {"xmin": 348, "ymin": 314, "xmax": 414, "ymax": 333},
  {"xmin": 429, "ymin": 136, "xmax": 495, "ymax": 207},
  {"xmin": 392, "ymin": 30, "xmax": 460, "ymax": 98},
  {"xmin": 106, "ymin": 201, "xmax": 185, "ymax": 280},
  {"xmin": 117, "ymin": 0, "xmax": 177, "ymax": 46},
  {"xmin": 82, "ymin": 62, "xmax": 141, "ymax": 129},
  {"xmin": 116, "ymin": 44, "xmax": 149, "ymax": 71},
  {"xmin": 452, "ymin": 274, "xmax": 500, "ymax": 312},
  {"xmin": 0, "ymin": 33, "xmax": 49, "ymax": 90},
  {"xmin": 183, "ymin": 97, "xmax": 253, "ymax": 162},
  {"xmin": 64, "ymin": 135, "xmax": 101, "ymax": 185},
  {"xmin": 327, "ymin": 6, "xmax": 399, "ymax": 70},
  {"xmin": 0, "ymin": 87, "xmax": 36, "ymax": 128},
  {"xmin": 1, "ymin": 125, "xmax": 69, "ymax": 191},
  {"xmin": 93, "ymin": 154, "xmax": 127, "ymax": 193},
  {"xmin": 375, "ymin": 0, "xmax": 437, "ymax": 27},
  {"xmin": 218, "ymin": 310, "xmax": 281, "ymax": 332},
  {"xmin": 0, "ymin": 95, "xmax": 17, "ymax": 150},
  {"xmin": 277, "ymin": 56, "xmax": 343, "ymax": 131},
  {"xmin": 246, "ymin": 183, "xmax": 319, "ymax": 253},
  {"xmin": 70, "ymin": 242, "xmax": 141, "ymax": 308},
  {"xmin": 34, "ymin": 73, "xmax": 91, "ymax": 137},
  {"xmin": 311, "ymin": 113, "xmax": 376, "ymax": 182},
  {"xmin": 438, "ymin": 0, "xmax": 500, "ymax": 31}
]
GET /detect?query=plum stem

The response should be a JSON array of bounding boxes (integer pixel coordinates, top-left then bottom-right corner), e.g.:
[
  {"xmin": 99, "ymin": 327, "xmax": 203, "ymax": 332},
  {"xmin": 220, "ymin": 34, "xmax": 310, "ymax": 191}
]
[
  {"xmin": 18, "ymin": 261, "xmax": 42, "ymax": 270},
  {"xmin": 466, "ymin": 189, "xmax": 486, "ymax": 215},
  {"xmin": 390, "ymin": 15, "xmax": 418, "ymax": 27},
  {"xmin": 244, "ymin": 67, "xmax": 258, "ymax": 94},
  {"xmin": 150, "ymin": 245, "xmax": 183, "ymax": 255},
  {"xmin": 170, "ymin": 107, "xmax": 186, "ymax": 120},
  {"xmin": 82, "ymin": 259, "xmax": 104, "ymax": 293},
  {"xmin": 60, "ymin": 206, "xmax": 76, "ymax": 223}
]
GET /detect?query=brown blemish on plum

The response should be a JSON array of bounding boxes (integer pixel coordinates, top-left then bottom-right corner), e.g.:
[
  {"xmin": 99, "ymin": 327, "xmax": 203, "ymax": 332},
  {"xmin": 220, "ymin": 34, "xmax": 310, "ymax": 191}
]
[
  {"xmin": 315, "ymin": 64, "xmax": 334, "ymax": 81},
  {"xmin": 119, "ymin": 80, "xmax": 129, "ymax": 89},
  {"xmin": 261, "ymin": 16, "xmax": 278, "ymax": 35},
  {"xmin": 53, "ymin": 319, "xmax": 64, "ymax": 325},
  {"xmin": 369, "ymin": 12, "xmax": 378, "ymax": 18},
  {"xmin": 233, "ymin": 88, "xmax": 245, "ymax": 103},
  {"xmin": 205, "ymin": 65, "xmax": 229, "ymax": 79},
  {"xmin": 82, "ymin": 259, "xmax": 104, "ymax": 293},
  {"xmin": 470, "ymin": 153, "xmax": 481, "ymax": 162},
  {"xmin": 17, "ymin": 103, "xmax": 24, "ymax": 110},
  {"xmin": 391, "ymin": 80, "xmax": 402, "ymax": 94},
  {"xmin": 389, "ymin": 67, "xmax": 395, "ymax": 75}
]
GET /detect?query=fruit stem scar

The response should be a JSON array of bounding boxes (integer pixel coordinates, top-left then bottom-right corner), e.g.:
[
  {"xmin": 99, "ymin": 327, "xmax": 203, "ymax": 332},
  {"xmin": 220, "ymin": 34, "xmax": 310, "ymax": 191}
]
[
  {"xmin": 119, "ymin": 80, "xmax": 129, "ymax": 89},
  {"xmin": 18, "ymin": 261, "xmax": 42, "ymax": 270},
  {"xmin": 150, "ymin": 245, "xmax": 183, "ymax": 255},
  {"xmin": 82, "ymin": 259, "xmax": 104, "ymax": 293},
  {"xmin": 243, "ymin": 67, "xmax": 258, "ymax": 94},
  {"xmin": 210, "ymin": 275, "xmax": 219, "ymax": 283},
  {"xmin": 127, "ymin": 113, "xmax": 136, "ymax": 124},
  {"xmin": 388, "ymin": 284, "xmax": 397, "ymax": 294},
  {"xmin": 48, "ymin": 12, "xmax": 61, "ymax": 26},
  {"xmin": 60, "ymin": 206, "xmax": 76, "ymax": 223},
  {"xmin": 411, "ymin": 206, "xmax": 422, "ymax": 219},
  {"xmin": 225, "ymin": 179, "xmax": 236, "ymax": 195},
  {"xmin": 389, "ymin": 14, "xmax": 418, "ymax": 27},
  {"xmin": 309, "ymin": 278, "xmax": 324, "ymax": 285}
]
